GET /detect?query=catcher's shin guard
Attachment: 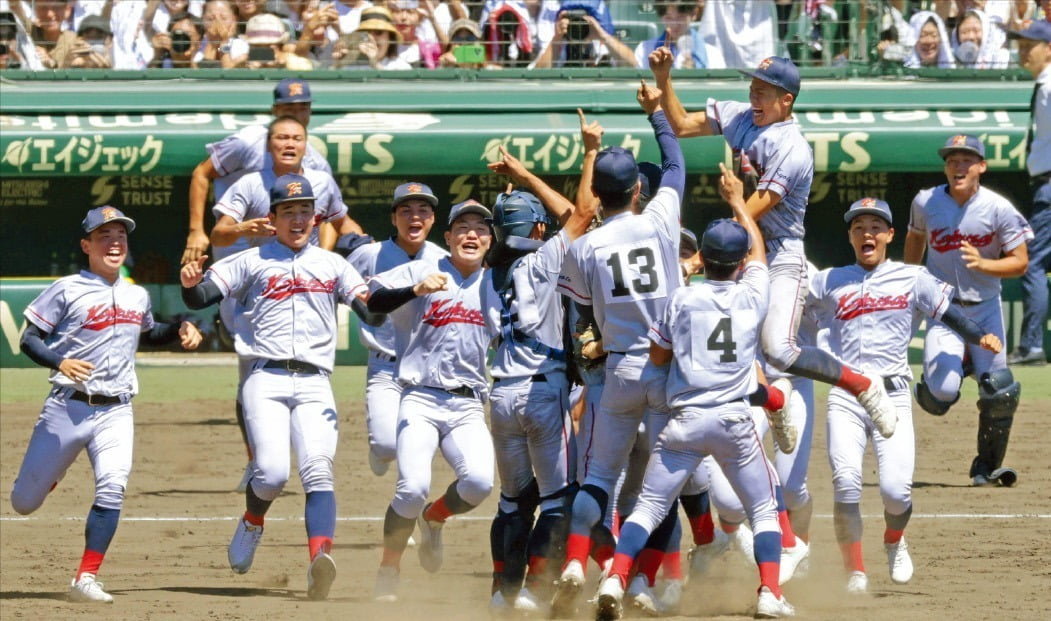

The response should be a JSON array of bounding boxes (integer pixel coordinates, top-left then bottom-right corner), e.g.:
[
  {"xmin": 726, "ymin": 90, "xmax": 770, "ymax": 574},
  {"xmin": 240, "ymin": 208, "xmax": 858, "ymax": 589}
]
[{"xmin": 971, "ymin": 370, "xmax": 1020, "ymax": 486}]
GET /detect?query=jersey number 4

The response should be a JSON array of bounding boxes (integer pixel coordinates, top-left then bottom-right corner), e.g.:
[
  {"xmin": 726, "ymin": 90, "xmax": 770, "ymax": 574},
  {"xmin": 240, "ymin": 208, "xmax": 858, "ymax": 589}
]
[
  {"xmin": 606, "ymin": 248, "xmax": 659, "ymax": 297},
  {"xmin": 706, "ymin": 317, "xmax": 738, "ymax": 363}
]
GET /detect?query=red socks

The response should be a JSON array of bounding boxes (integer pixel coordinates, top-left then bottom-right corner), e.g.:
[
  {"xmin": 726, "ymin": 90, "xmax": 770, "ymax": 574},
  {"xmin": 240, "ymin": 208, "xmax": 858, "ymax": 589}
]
[
  {"xmin": 243, "ymin": 511, "xmax": 265, "ymax": 527},
  {"xmin": 778, "ymin": 510, "xmax": 797, "ymax": 548},
  {"xmin": 76, "ymin": 549, "xmax": 105, "ymax": 580},
  {"xmin": 689, "ymin": 513, "xmax": 715, "ymax": 545},
  {"xmin": 757, "ymin": 561, "xmax": 782, "ymax": 598},
  {"xmin": 840, "ymin": 541, "xmax": 865, "ymax": 573},
  {"xmin": 424, "ymin": 497, "xmax": 453, "ymax": 523},
  {"xmin": 884, "ymin": 528, "xmax": 905, "ymax": 544},
  {"xmin": 836, "ymin": 366, "xmax": 872, "ymax": 396},
  {"xmin": 763, "ymin": 385, "xmax": 786, "ymax": 411},
  {"xmin": 565, "ymin": 533, "xmax": 592, "ymax": 570},
  {"xmin": 309, "ymin": 536, "xmax": 332, "ymax": 561}
]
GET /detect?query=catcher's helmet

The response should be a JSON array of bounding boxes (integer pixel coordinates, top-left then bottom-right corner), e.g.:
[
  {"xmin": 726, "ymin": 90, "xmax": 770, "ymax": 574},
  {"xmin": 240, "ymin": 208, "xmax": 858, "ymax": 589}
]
[{"xmin": 491, "ymin": 190, "xmax": 548, "ymax": 242}]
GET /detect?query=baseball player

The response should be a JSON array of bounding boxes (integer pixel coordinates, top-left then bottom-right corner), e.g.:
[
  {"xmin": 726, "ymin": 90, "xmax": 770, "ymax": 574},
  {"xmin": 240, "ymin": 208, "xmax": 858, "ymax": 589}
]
[
  {"xmin": 552, "ymin": 81, "xmax": 686, "ymax": 616},
  {"xmin": 340, "ymin": 182, "xmax": 449, "ymax": 477},
  {"xmin": 482, "ymin": 144, "xmax": 597, "ymax": 613},
  {"xmin": 594, "ymin": 191, "xmax": 795, "ymax": 620},
  {"xmin": 904, "ymin": 135, "xmax": 1033, "ymax": 486},
  {"xmin": 649, "ymin": 46, "xmax": 899, "ymax": 435},
  {"xmin": 180, "ymin": 174, "xmax": 370, "ymax": 601},
  {"xmin": 365, "ymin": 199, "xmax": 498, "ymax": 603},
  {"xmin": 808, "ymin": 197, "xmax": 1002, "ymax": 593},
  {"xmin": 13, "ymin": 206, "xmax": 202, "ymax": 603}
]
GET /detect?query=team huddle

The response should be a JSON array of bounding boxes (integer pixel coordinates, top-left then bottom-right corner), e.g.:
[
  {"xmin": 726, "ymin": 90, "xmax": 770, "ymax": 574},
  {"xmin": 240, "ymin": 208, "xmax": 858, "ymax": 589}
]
[{"xmin": 12, "ymin": 50, "xmax": 1033, "ymax": 618}]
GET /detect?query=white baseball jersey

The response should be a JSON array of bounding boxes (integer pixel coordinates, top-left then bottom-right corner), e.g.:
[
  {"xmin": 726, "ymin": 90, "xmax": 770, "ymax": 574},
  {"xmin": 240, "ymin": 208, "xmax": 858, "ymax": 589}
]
[
  {"xmin": 212, "ymin": 166, "xmax": 348, "ymax": 259},
  {"xmin": 909, "ymin": 185, "xmax": 1033, "ymax": 302},
  {"xmin": 204, "ymin": 243, "xmax": 366, "ymax": 372},
  {"xmin": 24, "ymin": 271, "xmax": 155, "ymax": 396},
  {"xmin": 806, "ymin": 261, "xmax": 954, "ymax": 380},
  {"xmin": 345, "ymin": 238, "xmax": 448, "ymax": 358},
  {"xmin": 487, "ymin": 229, "xmax": 571, "ymax": 379},
  {"xmin": 207, "ymin": 124, "xmax": 331, "ymax": 206},
  {"xmin": 649, "ymin": 261, "xmax": 769, "ymax": 408},
  {"xmin": 558, "ymin": 187, "xmax": 683, "ymax": 354},
  {"xmin": 370, "ymin": 257, "xmax": 499, "ymax": 401},
  {"xmin": 706, "ymin": 99, "xmax": 813, "ymax": 241}
]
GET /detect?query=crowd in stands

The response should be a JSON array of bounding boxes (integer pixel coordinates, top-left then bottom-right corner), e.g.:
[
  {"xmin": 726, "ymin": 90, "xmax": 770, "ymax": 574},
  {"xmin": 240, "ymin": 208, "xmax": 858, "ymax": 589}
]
[{"xmin": 0, "ymin": 0, "xmax": 1044, "ymax": 71}]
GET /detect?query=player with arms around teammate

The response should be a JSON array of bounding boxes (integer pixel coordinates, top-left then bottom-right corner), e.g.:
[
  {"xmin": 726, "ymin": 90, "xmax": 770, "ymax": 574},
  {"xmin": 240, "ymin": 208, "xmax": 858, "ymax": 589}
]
[
  {"xmin": 365, "ymin": 200, "xmax": 498, "ymax": 602},
  {"xmin": 552, "ymin": 80, "xmax": 686, "ymax": 616},
  {"xmin": 13, "ymin": 207, "xmax": 202, "ymax": 603},
  {"xmin": 808, "ymin": 198, "xmax": 1002, "ymax": 594},
  {"xmin": 594, "ymin": 178, "xmax": 795, "ymax": 620},
  {"xmin": 340, "ymin": 182, "xmax": 448, "ymax": 477},
  {"xmin": 904, "ymin": 135, "xmax": 1032, "ymax": 487},
  {"xmin": 180, "ymin": 175, "xmax": 370, "ymax": 601},
  {"xmin": 482, "ymin": 143, "xmax": 598, "ymax": 613},
  {"xmin": 649, "ymin": 46, "xmax": 899, "ymax": 436}
]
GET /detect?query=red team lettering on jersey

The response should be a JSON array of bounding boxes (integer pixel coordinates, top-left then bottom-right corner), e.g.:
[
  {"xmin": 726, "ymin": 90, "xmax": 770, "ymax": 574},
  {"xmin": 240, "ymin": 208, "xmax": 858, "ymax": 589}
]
[
  {"xmin": 835, "ymin": 291, "xmax": 911, "ymax": 321},
  {"xmin": 83, "ymin": 305, "xmax": 146, "ymax": 330},
  {"xmin": 928, "ymin": 228, "xmax": 995, "ymax": 253},
  {"xmin": 260, "ymin": 275, "xmax": 338, "ymax": 300},
  {"xmin": 422, "ymin": 299, "xmax": 485, "ymax": 327}
]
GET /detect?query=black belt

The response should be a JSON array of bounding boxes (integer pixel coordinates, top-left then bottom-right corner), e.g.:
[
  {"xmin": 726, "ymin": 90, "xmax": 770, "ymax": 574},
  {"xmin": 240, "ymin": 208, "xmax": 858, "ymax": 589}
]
[
  {"xmin": 442, "ymin": 385, "xmax": 476, "ymax": 398},
  {"xmin": 494, "ymin": 374, "xmax": 548, "ymax": 384},
  {"xmin": 70, "ymin": 391, "xmax": 124, "ymax": 406},
  {"xmin": 263, "ymin": 359, "xmax": 322, "ymax": 374},
  {"xmin": 371, "ymin": 351, "xmax": 397, "ymax": 363},
  {"xmin": 882, "ymin": 376, "xmax": 909, "ymax": 393},
  {"xmin": 1031, "ymin": 171, "xmax": 1051, "ymax": 185},
  {"xmin": 951, "ymin": 298, "xmax": 982, "ymax": 308}
]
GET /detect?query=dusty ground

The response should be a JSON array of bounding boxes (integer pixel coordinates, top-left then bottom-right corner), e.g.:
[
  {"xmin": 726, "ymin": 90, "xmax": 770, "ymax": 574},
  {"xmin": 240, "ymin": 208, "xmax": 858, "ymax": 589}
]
[{"xmin": 1, "ymin": 365, "xmax": 1049, "ymax": 621}]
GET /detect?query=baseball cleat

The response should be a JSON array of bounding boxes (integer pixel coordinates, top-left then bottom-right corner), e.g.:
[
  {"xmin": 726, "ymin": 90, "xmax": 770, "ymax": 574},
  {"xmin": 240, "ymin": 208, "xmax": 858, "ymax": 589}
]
[
  {"xmin": 368, "ymin": 449, "xmax": 390, "ymax": 476},
  {"xmin": 228, "ymin": 518, "xmax": 264, "ymax": 574},
  {"xmin": 857, "ymin": 373, "xmax": 897, "ymax": 438},
  {"xmin": 845, "ymin": 570, "xmax": 868, "ymax": 594},
  {"xmin": 884, "ymin": 537, "xmax": 913, "ymax": 584},
  {"xmin": 626, "ymin": 574, "xmax": 661, "ymax": 617},
  {"xmin": 306, "ymin": 552, "xmax": 337, "ymax": 600},
  {"xmin": 657, "ymin": 578, "xmax": 683, "ymax": 615},
  {"xmin": 416, "ymin": 504, "xmax": 444, "ymax": 573},
  {"xmin": 550, "ymin": 559, "xmax": 585, "ymax": 618},
  {"xmin": 235, "ymin": 463, "xmax": 253, "ymax": 493},
  {"xmin": 778, "ymin": 539, "xmax": 809, "ymax": 585},
  {"xmin": 595, "ymin": 575, "xmax": 625, "ymax": 621},
  {"xmin": 489, "ymin": 590, "xmax": 512, "ymax": 617},
  {"xmin": 988, "ymin": 467, "xmax": 1018, "ymax": 487},
  {"xmin": 688, "ymin": 528, "xmax": 731, "ymax": 577},
  {"xmin": 513, "ymin": 586, "xmax": 545, "ymax": 616},
  {"xmin": 766, "ymin": 378, "xmax": 797, "ymax": 454},
  {"xmin": 373, "ymin": 565, "xmax": 399, "ymax": 602},
  {"xmin": 731, "ymin": 522, "xmax": 756, "ymax": 567},
  {"xmin": 68, "ymin": 574, "xmax": 114, "ymax": 603},
  {"xmin": 755, "ymin": 586, "xmax": 795, "ymax": 618}
]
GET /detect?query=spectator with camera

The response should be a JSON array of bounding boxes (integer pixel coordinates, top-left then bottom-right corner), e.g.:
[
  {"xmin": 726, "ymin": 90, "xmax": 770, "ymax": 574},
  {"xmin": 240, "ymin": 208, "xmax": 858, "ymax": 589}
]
[
  {"xmin": 193, "ymin": 0, "xmax": 245, "ymax": 67},
  {"xmin": 148, "ymin": 11, "xmax": 202, "ymax": 67},
  {"xmin": 438, "ymin": 16, "xmax": 489, "ymax": 67},
  {"xmin": 240, "ymin": 12, "xmax": 312, "ymax": 69},
  {"xmin": 347, "ymin": 5, "xmax": 411, "ymax": 69},
  {"xmin": 294, "ymin": 0, "xmax": 342, "ymax": 66},
  {"xmin": 531, "ymin": 1, "xmax": 633, "ymax": 68},
  {"xmin": 390, "ymin": 0, "xmax": 450, "ymax": 69},
  {"xmin": 60, "ymin": 13, "xmax": 113, "ymax": 68}
]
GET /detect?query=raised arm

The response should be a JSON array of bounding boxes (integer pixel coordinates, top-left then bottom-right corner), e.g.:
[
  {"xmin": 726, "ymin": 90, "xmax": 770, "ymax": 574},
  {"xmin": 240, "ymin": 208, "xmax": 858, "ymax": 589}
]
[
  {"xmin": 575, "ymin": 108, "xmax": 602, "ymax": 218},
  {"xmin": 650, "ymin": 46, "xmax": 712, "ymax": 138},
  {"xmin": 719, "ymin": 162, "xmax": 766, "ymax": 265},
  {"xmin": 638, "ymin": 80, "xmax": 685, "ymax": 199}
]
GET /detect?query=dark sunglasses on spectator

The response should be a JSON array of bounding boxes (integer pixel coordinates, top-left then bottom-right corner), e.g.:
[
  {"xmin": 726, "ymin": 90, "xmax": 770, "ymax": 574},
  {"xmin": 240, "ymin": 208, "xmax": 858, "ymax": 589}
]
[{"xmin": 451, "ymin": 33, "xmax": 479, "ymax": 43}]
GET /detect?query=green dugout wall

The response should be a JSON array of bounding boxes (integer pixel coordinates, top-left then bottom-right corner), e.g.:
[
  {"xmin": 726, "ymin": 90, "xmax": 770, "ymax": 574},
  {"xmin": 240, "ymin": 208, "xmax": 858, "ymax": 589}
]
[{"xmin": 0, "ymin": 70, "xmax": 1043, "ymax": 365}]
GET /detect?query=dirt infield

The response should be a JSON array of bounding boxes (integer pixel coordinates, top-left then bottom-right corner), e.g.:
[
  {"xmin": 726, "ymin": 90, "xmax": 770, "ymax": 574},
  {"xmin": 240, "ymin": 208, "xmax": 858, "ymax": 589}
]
[{"xmin": 1, "ymin": 366, "xmax": 1049, "ymax": 621}]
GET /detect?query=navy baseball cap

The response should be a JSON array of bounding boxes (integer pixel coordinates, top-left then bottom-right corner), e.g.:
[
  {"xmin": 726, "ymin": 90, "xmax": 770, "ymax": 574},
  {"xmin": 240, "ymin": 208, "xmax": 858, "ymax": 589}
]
[
  {"xmin": 701, "ymin": 219, "xmax": 750, "ymax": 264},
  {"xmin": 739, "ymin": 56, "xmax": 800, "ymax": 97},
  {"xmin": 680, "ymin": 227, "xmax": 699, "ymax": 255},
  {"xmin": 844, "ymin": 197, "xmax": 892, "ymax": 226},
  {"xmin": 1001, "ymin": 19, "xmax": 1051, "ymax": 42},
  {"xmin": 593, "ymin": 147, "xmax": 640, "ymax": 195},
  {"xmin": 270, "ymin": 173, "xmax": 315, "ymax": 207},
  {"xmin": 273, "ymin": 78, "xmax": 312, "ymax": 104},
  {"xmin": 83, "ymin": 205, "xmax": 135, "ymax": 234},
  {"xmin": 938, "ymin": 134, "xmax": 985, "ymax": 160},
  {"xmin": 447, "ymin": 199, "xmax": 492, "ymax": 226},
  {"xmin": 637, "ymin": 161, "xmax": 663, "ymax": 202},
  {"xmin": 392, "ymin": 182, "xmax": 438, "ymax": 210}
]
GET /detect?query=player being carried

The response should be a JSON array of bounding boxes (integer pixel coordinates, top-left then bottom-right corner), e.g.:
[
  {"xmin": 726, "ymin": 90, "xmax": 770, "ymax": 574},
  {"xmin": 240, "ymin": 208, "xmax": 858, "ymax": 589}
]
[
  {"xmin": 13, "ymin": 206, "xmax": 202, "ymax": 603},
  {"xmin": 649, "ymin": 46, "xmax": 899, "ymax": 437},
  {"xmin": 808, "ymin": 197, "xmax": 1002, "ymax": 594},
  {"xmin": 180, "ymin": 174, "xmax": 371, "ymax": 601}
]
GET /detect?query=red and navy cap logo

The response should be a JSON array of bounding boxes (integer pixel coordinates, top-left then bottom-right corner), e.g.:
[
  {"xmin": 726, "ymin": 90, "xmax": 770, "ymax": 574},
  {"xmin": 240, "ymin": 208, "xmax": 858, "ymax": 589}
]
[
  {"xmin": 407, "ymin": 183, "xmax": 422, "ymax": 194},
  {"xmin": 951, "ymin": 134, "xmax": 968, "ymax": 147},
  {"xmin": 286, "ymin": 182, "xmax": 303, "ymax": 197},
  {"xmin": 859, "ymin": 197, "xmax": 876, "ymax": 208},
  {"xmin": 757, "ymin": 57, "xmax": 774, "ymax": 71},
  {"xmin": 101, "ymin": 207, "xmax": 119, "ymax": 221}
]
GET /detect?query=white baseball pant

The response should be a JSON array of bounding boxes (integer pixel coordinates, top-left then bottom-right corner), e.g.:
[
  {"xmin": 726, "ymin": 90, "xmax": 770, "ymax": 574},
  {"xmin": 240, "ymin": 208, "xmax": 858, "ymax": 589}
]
[
  {"xmin": 365, "ymin": 352, "xmax": 401, "ymax": 465},
  {"xmin": 923, "ymin": 298, "xmax": 1007, "ymax": 402}
]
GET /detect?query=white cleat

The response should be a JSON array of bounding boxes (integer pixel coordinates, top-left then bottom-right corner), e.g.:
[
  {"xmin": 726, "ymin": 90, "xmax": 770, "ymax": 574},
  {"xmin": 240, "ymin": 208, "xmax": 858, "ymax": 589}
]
[
  {"xmin": 368, "ymin": 450, "xmax": 390, "ymax": 476},
  {"xmin": 416, "ymin": 505, "xmax": 444, "ymax": 573},
  {"xmin": 595, "ymin": 575, "xmax": 625, "ymax": 621},
  {"xmin": 689, "ymin": 528, "xmax": 732, "ymax": 577},
  {"xmin": 406, "ymin": 534, "xmax": 417, "ymax": 547},
  {"xmin": 306, "ymin": 552, "xmax": 337, "ymax": 601},
  {"xmin": 235, "ymin": 463, "xmax": 253, "ymax": 493},
  {"xmin": 846, "ymin": 570, "xmax": 868, "ymax": 594},
  {"xmin": 228, "ymin": 518, "xmax": 263, "ymax": 574},
  {"xmin": 857, "ymin": 373, "xmax": 897, "ymax": 438},
  {"xmin": 68, "ymin": 574, "xmax": 113, "ymax": 603},
  {"xmin": 778, "ymin": 540, "xmax": 809, "ymax": 585},
  {"xmin": 766, "ymin": 378, "xmax": 797, "ymax": 454},
  {"xmin": 489, "ymin": 590, "xmax": 513, "ymax": 617},
  {"xmin": 885, "ymin": 537, "xmax": 914, "ymax": 584},
  {"xmin": 732, "ymin": 523, "xmax": 756, "ymax": 566},
  {"xmin": 626, "ymin": 574, "xmax": 661, "ymax": 617},
  {"xmin": 513, "ymin": 586, "xmax": 546, "ymax": 616},
  {"xmin": 550, "ymin": 559, "xmax": 585, "ymax": 618},
  {"xmin": 755, "ymin": 586, "xmax": 795, "ymax": 618},
  {"xmin": 374, "ymin": 565, "xmax": 399, "ymax": 602},
  {"xmin": 658, "ymin": 578, "xmax": 684, "ymax": 615}
]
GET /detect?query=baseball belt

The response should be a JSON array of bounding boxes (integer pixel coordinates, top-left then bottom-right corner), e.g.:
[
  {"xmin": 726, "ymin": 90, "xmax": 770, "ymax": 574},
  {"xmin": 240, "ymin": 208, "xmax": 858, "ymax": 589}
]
[
  {"xmin": 493, "ymin": 374, "xmax": 549, "ymax": 384},
  {"xmin": 882, "ymin": 375, "xmax": 910, "ymax": 393},
  {"xmin": 263, "ymin": 359, "xmax": 322, "ymax": 375},
  {"xmin": 440, "ymin": 385, "xmax": 476, "ymax": 399},
  {"xmin": 951, "ymin": 298, "xmax": 983, "ymax": 308},
  {"xmin": 371, "ymin": 351, "xmax": 397, "ymax": 363},
  {"xmin": 69, "ymin": 390, "xmax": 126, "ymax": 406}
]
